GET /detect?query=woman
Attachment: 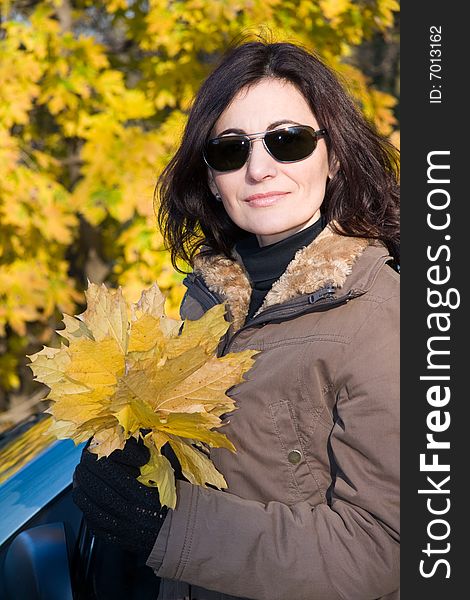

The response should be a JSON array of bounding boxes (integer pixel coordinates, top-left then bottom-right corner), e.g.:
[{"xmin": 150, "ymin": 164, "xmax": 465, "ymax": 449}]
[{"xmin": 73, "ymin": 41, "xmax": 400, "ymax": 600}]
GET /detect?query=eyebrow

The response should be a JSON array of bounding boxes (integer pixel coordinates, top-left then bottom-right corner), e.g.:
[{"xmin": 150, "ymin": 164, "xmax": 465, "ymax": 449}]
[{"xmin": 217, "ymin": 119, "xmax": 301, "ymax": 137}]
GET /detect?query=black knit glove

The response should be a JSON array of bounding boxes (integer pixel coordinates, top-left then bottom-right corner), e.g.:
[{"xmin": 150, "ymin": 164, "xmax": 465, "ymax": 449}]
[{"xmin": 72, "ymin": 437, "xmax": 170, "ymax": 557}]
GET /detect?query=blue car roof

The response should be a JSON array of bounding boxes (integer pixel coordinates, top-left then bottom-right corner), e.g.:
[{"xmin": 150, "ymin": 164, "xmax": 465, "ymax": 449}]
[{"xmin": 0, "ymin": 422, "xmax": 84, "ymax": 546}]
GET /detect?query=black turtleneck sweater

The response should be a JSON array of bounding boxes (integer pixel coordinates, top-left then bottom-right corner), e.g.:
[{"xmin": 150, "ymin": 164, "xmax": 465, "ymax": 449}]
[{"xmin": 235, "ymin": 215, "xmax": 327, "ymax": 323}]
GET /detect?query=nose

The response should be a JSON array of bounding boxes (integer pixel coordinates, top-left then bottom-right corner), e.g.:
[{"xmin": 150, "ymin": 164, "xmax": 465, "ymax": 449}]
[{"xmin": 245, "ymin": 138, "xmax": 277, "ymax": 181}]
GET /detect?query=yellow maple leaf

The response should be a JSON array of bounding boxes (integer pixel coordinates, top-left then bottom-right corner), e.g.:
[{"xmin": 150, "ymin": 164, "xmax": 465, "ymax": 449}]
[
  {"xmin": 131, "ymin": 282, "xmax": 166, "ymax": 319},
  {"xmin": 137, "ymin": 447, "xmax": 177, "ymax": 509},
  {"xmin": 164, "ymin": 303, "xmax": 229, "ymax": 357},
  {"xmin": 154, "ymin": 412, "xmax": 236, "ymax": 451},
  {"xmin": 27, "ymin": 344, "xmax": 72, "ymax": 387},
  {"xmin": 88, "ymin": 423, "xmax": 126, "ymax": 459},
  {"xmin": 128, "ymin": 313, "xmax": 166, "ymax": 353},
  {"xmin": 78, "ymin": 282, "xmax": 129, "ymax": 352},
  {"xmin": 155, "ymin": 352, "xmax": 256, "ymax": 415},
  {"xmin": 57, "ymin": 314, "xmax": 94, "ymax": 343},
  {"xmin": 66, "ymin": 337, "xmax": 125, "ymax": 387},
  {"xmin": 28, "ymin": 281, "xmax": 257, "ymax": 508},
  {"xmin": 168, "ymin": 436, "xmax": 228, "ymax": 490}
]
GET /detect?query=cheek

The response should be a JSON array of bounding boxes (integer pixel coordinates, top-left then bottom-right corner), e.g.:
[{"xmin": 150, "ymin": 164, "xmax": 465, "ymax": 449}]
[
  {"xmin": 292, "ymin": 161, "xmax": 329, "ymax": 192},
  {"xmin": 216, "ymin": 175, "xmax": 243, "ymax": 203}
]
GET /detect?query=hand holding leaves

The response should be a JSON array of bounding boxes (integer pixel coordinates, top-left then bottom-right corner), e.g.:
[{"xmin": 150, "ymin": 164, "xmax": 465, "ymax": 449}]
[{"xmin": 72, "ymin": 436, "xmax": 169, "ymax": 556}]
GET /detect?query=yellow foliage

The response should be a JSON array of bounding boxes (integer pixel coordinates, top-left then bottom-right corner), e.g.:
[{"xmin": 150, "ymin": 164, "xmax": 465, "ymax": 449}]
[
  {"xmin": 28, "ymin": 282, "xmax": 257, "ymax": 507},
  {"xmin": 319, "ymin": 0, "xmax": 351, "ymax": 24},
  {"xmin": 0, "ymin": 0, "xmax": 399, "ymax": 400}
]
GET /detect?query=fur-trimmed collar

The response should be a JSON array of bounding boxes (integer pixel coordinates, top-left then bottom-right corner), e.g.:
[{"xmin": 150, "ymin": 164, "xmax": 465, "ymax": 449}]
[{"xmin": 193, "ymin": 223, "xmax": 373, "ymax": 332}]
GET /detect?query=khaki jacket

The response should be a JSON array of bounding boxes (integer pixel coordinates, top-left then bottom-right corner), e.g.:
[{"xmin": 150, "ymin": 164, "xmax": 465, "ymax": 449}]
[{"xmin": 147, "ymin": 225, "xmax": 400, "ymax": 600}]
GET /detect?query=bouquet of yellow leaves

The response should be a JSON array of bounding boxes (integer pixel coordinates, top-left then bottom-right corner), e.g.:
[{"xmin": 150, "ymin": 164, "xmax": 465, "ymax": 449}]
[{"xmin": 28, "ymin": 282, "xmax": 256, "ymax": 509}]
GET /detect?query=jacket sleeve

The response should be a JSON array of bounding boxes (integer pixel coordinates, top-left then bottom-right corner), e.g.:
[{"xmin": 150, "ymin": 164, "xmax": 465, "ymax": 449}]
[{"xmin": 147, "ymin": 295, "xmax": 399, "ymax": 600}]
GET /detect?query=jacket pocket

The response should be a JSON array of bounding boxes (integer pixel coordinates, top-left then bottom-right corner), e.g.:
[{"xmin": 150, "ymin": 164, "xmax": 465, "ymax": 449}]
[{"xmin": 268, "ymin": 399, "xmax": 325, "ymax": 506}]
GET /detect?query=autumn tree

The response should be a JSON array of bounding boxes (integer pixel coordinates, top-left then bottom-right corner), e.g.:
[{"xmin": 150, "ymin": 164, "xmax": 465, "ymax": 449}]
[{"xmin": 0, "ymin": 0, "xmax": 399, "ymax": 420}]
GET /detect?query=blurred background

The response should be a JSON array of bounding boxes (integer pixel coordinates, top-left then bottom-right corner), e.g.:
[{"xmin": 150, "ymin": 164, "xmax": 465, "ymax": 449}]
[{"xmin": 0, "ymin": 0, "xmax": 399, "ymax": 429}]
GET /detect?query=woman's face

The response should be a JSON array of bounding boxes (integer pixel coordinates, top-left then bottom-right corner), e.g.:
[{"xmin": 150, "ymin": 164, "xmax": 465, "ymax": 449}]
[{"xmin": 207, "ymin": 78, "xmax": 335, "ymax": 247}]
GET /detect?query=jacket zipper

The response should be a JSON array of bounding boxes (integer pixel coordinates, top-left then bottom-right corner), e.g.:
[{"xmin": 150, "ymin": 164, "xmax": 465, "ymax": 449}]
[
  {"xmin": 184, "ymin": 274, "xmax": 363, "ymax": 356},
  {"xmin": 221, "ymin": 288, "xmax": 361, "ymax": 354}
]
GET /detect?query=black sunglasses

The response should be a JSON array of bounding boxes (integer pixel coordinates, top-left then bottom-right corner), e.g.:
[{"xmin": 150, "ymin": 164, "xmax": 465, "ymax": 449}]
[{"xmin": 203, "ymin": 125, "xmax": 327, "ymax": 172}]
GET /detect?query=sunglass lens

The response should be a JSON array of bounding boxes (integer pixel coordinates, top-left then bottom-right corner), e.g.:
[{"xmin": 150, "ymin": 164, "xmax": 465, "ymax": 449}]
[
  {"xmin": 205, "ymin": 137, "xmax": 250, "ymax": 171},
  {"xmin": 265, "ymin": 127, "xmax": 316, "ymax": 162}
]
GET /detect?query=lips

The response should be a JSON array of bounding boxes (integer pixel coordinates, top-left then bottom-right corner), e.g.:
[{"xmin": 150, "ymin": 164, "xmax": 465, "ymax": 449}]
[{"xmin": 244, "ymin": 191, "xmax": 289, "ymax": 203}]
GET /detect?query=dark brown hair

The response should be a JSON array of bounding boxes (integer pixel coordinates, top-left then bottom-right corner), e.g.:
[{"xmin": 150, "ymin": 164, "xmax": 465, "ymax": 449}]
[{"xmin": 156, "ymin": 41, "xmax": 400, "ymax": 271}]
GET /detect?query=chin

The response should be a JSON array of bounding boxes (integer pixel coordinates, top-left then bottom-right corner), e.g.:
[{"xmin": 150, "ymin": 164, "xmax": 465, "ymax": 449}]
[{"xmin": 249, "ymin": 221, "xmax": 305, "ymax": 236}]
